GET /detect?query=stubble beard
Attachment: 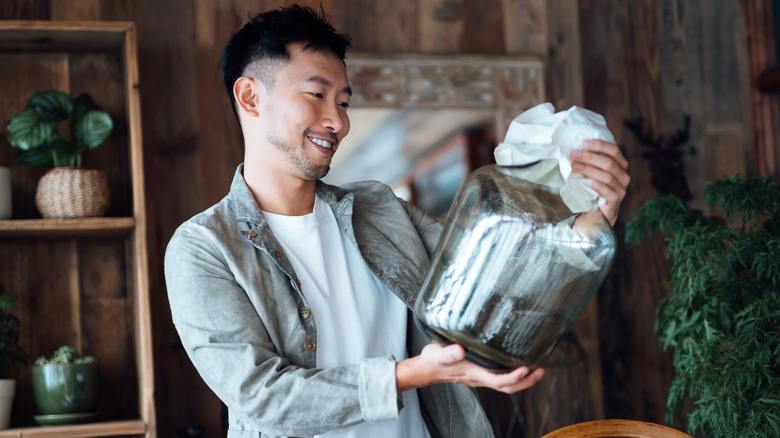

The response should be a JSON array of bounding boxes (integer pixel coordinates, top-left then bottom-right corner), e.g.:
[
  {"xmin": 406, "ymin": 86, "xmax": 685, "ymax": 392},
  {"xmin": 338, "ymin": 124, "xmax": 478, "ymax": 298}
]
[{"xmin": 266, "ymin": 132, "xmax": 331, "ymax": 180}]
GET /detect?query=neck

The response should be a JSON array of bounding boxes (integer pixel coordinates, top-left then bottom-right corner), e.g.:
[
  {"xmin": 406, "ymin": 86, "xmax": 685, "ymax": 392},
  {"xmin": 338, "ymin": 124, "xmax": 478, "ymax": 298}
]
[{"xmin": 243, "ymin": 162, "xmax": 317, "ymax": 216}]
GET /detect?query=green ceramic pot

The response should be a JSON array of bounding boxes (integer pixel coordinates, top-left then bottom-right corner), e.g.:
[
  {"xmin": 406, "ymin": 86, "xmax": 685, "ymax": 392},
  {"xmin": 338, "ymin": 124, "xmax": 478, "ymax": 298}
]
[{"xmin": 31, "ymin": 363, "xmax": 98, "ymax": 415}]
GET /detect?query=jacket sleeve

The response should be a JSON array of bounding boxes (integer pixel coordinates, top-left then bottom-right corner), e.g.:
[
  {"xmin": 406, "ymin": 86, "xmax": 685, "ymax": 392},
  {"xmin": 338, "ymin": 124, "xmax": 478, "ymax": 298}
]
[
  {"xmin": 164, "ymin": 223, "xmax": 402, "ymax": 436},
  {"xmin": 399, "ymin": 198, "xmax": 446, "ymax": 258}
]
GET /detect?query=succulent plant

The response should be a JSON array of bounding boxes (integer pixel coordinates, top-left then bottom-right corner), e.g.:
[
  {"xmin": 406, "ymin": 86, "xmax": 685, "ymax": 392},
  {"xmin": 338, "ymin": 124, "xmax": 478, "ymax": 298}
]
[{"xmin": 35, "ymin": 345, "xmax": 96, "ymax": 366}]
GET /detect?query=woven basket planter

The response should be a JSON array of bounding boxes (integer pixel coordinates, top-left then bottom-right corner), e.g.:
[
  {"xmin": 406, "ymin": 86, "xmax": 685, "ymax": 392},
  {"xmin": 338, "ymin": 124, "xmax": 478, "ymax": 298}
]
[{"xmin": 35, "ymin": 167, "xmax": 109, "ymax": 219}]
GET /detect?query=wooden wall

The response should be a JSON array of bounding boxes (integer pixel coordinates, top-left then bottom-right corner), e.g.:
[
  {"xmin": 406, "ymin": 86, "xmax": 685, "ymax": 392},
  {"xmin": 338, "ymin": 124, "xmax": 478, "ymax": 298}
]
[
  {"xmin": 0, "ymin": 1, "xmax": 762, "ymax": 437},
  {"xmin": 582, "ymin": 1, "xmax": 755, "ymax": 428}
]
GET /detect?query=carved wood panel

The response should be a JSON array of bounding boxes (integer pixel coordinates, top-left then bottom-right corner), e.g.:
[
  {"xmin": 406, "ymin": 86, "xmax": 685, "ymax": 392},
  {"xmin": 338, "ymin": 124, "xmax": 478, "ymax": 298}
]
[{"xmin": 347, "ymin": 56, "xmax": 545, "ymax": 138}]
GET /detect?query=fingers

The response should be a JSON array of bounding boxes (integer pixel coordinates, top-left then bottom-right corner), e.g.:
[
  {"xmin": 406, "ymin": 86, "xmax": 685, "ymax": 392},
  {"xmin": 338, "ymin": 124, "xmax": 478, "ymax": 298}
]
[
  {"xmin": 419, "ymin": 343, "xmax": 546, "ymax": 394},
  {"xmin": 570, "ymin": 139, "xmax": 631, "ymax": 225},
  {"xmin": 422, "ymin": 343, "xmax": 466, "ymax": 366},
  {"xmin": 496, "ymin": 367, "xmax": 545, "ymax": 393},
  {"xmin": 466, "ymin": 364, "xmax": 545, "ymax": 394},
  {"xmin": 581, "ymin": 139, "xmax": 628, "ymax": 169}
]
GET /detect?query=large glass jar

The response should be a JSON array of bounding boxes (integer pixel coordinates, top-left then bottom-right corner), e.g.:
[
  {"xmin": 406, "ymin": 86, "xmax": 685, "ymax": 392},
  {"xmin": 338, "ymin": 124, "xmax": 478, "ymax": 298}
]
[{"xmin": 414, "ymin": 164, "xmax": 616, "ymax": 370}]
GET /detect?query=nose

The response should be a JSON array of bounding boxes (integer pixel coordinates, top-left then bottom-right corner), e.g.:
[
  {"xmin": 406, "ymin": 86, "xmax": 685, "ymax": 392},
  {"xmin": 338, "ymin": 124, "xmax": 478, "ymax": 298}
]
[{"xmin": 321, "ymin": 103, "xmax": 349, "ymax": 136}]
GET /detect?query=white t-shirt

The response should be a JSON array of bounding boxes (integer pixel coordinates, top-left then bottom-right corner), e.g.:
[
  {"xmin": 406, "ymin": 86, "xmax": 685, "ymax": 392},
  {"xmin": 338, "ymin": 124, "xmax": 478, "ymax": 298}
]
[{"xmin": 263, "ymin": 195, "xmax": 431, "ymax": 438}]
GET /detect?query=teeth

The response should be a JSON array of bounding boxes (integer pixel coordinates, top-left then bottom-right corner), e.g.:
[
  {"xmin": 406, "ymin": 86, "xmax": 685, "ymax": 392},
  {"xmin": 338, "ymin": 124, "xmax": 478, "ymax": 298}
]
[{"xmin": 309, "ymin": 137, "xmax": 332, "ymax": 149}]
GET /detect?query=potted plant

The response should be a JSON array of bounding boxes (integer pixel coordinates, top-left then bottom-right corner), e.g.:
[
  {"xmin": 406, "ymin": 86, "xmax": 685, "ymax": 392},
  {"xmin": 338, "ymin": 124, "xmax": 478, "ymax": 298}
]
[
  {"xmin": 31, "ymin": 345, "xmax": 98, "ymax": 425},
  {"xmin": 626, "ymin": 174, "xmax": 779, "ymax": 438},
  {"xmin": 0, "ymin": 286, "xmax": 25, "ymax": 429},
  {"xmin": 5, "ymin": 89, "xmax": 113, "ymax": 219}
]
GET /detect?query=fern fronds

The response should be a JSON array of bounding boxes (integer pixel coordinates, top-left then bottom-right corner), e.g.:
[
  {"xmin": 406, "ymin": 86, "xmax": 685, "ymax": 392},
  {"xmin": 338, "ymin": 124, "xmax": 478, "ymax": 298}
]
[{"xmin": 626, "ymin": 174, "xmax": 780, "ymax": 438}]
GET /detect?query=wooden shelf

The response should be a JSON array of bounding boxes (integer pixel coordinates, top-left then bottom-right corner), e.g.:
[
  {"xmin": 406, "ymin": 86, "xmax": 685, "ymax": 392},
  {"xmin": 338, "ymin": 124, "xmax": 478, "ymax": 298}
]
[
  {"xmin": 0, "ymin": 420, "xmax": 146, "ymax": 438},
  {"xmin": 0, "ymin": 218, "xmax": 135, "ymax": 238},
  {"xmin": 0, "ymin": 20, "xmax": 155, "ymax": 437}
]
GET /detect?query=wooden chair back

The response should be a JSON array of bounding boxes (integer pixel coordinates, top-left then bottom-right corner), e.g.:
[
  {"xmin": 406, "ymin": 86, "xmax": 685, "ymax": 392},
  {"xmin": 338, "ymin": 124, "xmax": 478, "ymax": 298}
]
[{"xmin": 540, "ymin": 419, "xmax": 693, "ymax": 438}]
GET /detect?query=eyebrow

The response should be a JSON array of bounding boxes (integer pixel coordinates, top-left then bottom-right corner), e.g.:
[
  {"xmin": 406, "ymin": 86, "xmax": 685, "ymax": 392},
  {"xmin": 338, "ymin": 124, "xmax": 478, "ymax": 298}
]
[{"xmin": 307, "ymin": 75, "xmax": 353, "ymax": 96}]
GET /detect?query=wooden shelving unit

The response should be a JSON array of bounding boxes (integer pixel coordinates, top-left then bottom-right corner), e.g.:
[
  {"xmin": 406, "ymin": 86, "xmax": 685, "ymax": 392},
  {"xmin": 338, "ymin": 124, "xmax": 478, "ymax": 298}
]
[
  {"xmin": 0, "ymin": 420, "xmax": 146, "ymax": 438},
  {"xmin": 0, "ymin": 21, "xmax": 155, "ymax": 437}
]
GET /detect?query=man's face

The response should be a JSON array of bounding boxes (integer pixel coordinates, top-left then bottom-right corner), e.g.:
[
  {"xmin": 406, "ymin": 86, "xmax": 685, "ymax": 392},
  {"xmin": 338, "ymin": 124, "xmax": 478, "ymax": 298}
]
[{"xmin": 253, "ymin": 43, "xmax": 352, "ymax": 180}]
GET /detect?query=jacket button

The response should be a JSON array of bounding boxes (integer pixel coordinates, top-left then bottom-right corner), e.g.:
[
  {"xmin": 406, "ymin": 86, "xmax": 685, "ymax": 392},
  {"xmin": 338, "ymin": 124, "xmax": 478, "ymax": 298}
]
[
  {"xmin": 249, "ymin": 232, "xmax": 257, "ymax": 237},
  {"xmin": 303, "ymin": 340, "xmax": 316, "ymax": 352},
  {"xmin": 299, "ymin": 308, "xmax": 311, "ymax": 320},
  {"xmin": 274, "ymin": 251, "xmax": 282, "ymax": 257}
]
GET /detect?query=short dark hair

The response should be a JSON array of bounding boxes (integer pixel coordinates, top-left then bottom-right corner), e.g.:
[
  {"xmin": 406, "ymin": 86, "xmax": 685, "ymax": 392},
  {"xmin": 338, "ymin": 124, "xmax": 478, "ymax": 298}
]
[{"xmin": 220, "ymin": 4, "xmax": 351, "ymax": 122}]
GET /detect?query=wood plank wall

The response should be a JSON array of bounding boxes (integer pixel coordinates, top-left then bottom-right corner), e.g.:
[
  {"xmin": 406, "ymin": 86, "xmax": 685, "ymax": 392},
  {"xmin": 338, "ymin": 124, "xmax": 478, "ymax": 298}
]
[
  {"xmin": 746, "ymin": 0, "xmax": 780, "ymax": 180},
  {"xmin": 0, "ymin": 1, "xmax": 761, "ymax": 437}
]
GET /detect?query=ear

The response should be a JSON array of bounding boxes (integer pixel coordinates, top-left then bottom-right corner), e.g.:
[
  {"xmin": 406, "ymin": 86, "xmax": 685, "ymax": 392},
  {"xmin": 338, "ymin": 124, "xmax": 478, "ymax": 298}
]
[{"xmin": 233, "ymin": 76, "xmax": 260, "ymax": 117}]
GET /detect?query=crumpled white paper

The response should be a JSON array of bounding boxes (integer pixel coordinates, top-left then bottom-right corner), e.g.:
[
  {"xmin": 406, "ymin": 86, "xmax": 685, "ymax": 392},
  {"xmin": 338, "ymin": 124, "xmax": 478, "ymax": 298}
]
[{"xmin": 494, "ymin": 102, "xmax": 615, "ymax": 213}]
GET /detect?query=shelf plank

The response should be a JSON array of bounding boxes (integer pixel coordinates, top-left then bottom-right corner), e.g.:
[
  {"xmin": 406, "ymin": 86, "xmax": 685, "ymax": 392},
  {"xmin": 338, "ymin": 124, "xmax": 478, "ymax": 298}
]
[
  {"xmin": 0, "ymin": 420, "xmax": 146, "ymax": 438},
  {"xmin": 0, "ymin": 218, "xmax": 135, "ymax": 238},
  {"xmin": 0, "ymin": 21, "xmax": 131, "ymax": 52}
]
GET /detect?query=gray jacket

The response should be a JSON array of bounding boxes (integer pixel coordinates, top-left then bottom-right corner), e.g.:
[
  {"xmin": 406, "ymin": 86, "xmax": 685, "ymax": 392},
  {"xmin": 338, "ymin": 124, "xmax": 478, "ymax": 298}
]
[{"xmin": 165, "ymin": 165, "xmax": 493, "ymax": 438}]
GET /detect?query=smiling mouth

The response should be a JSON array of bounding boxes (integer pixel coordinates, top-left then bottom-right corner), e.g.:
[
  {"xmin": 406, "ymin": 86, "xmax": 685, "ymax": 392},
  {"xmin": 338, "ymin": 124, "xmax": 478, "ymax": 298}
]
[{"xmin": 308, "ymin": 136, "xmax": 335, "ymax": 150}]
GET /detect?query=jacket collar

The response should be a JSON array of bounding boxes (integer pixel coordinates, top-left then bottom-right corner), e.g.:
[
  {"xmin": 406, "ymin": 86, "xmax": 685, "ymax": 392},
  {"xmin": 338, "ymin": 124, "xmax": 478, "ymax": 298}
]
[
  {"xmin": 227, "ymin": 163, "xmax": 354, "ymax": 226},
  {"xmin": 227, "ymin": 164, "xmax": 266, "ymax": 226}
]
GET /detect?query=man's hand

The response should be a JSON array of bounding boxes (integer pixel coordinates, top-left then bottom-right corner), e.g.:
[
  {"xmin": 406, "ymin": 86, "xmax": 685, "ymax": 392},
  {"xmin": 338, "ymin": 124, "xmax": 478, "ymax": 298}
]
[
  {"xmin": 396, "ymin": 343, "xmax": 545, "ymax": 394},
  {"xmin": 570, "ymin": 139, "xmax": 630, "ymax": 225}
]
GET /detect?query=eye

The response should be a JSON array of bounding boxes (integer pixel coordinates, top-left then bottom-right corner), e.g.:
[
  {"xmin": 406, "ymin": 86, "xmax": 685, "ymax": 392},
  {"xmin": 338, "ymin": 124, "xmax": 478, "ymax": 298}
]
[
  {"xmin": 339, "ymin": 101, "xmax": 350, "ymax": 109},
  {"xmin": 309, "ymin": 92, "xmax": 324, "ymax": 99}
]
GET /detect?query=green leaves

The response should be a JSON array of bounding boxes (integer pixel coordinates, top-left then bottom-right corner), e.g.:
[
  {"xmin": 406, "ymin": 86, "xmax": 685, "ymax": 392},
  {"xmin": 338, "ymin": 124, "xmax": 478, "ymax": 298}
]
[
  {"xmin": 6, "ymin": 107, "xmax": 56, "ymax": 150},
  {"xmin": 624, "ymin": 195, "xmax": 692, "ymax": 244},
  {"xmin": 0, "ymin": 288, "xmax": 25, "ymax": 377},
  {"xmin": 28, "ymin": 90, "xmax": 72, "ymax": 122},
  {"xmin": 77, "ymin": 110, "xmax": 113, "ymax": 150},
  {"xmin": 0, "ymin": 292, "xmax": 11, "ymax": 312},
  {"xmin": 73, "ymin": 92, "xmax": 112, "ymax": 152},
  {"xmin": 626, "ymin": 175, "xmax": 780, "ymax": 438},
  {"xmin": 705, "ymin": 175, "xmax": 780, "ymax": 226},
  {"xmin": 5, "ymin": 89, "xmax": 113, "ymax": 168},
  {"xmin": 13, "ymin": 143, "xmax": 55, "ymax": 167}
]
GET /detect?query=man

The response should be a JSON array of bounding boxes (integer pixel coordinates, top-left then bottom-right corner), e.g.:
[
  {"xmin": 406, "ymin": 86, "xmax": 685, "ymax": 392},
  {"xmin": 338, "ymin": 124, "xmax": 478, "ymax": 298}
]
[{"xmin": 165, "ymin": 5, "xmax": 630, "ymax": 438}]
